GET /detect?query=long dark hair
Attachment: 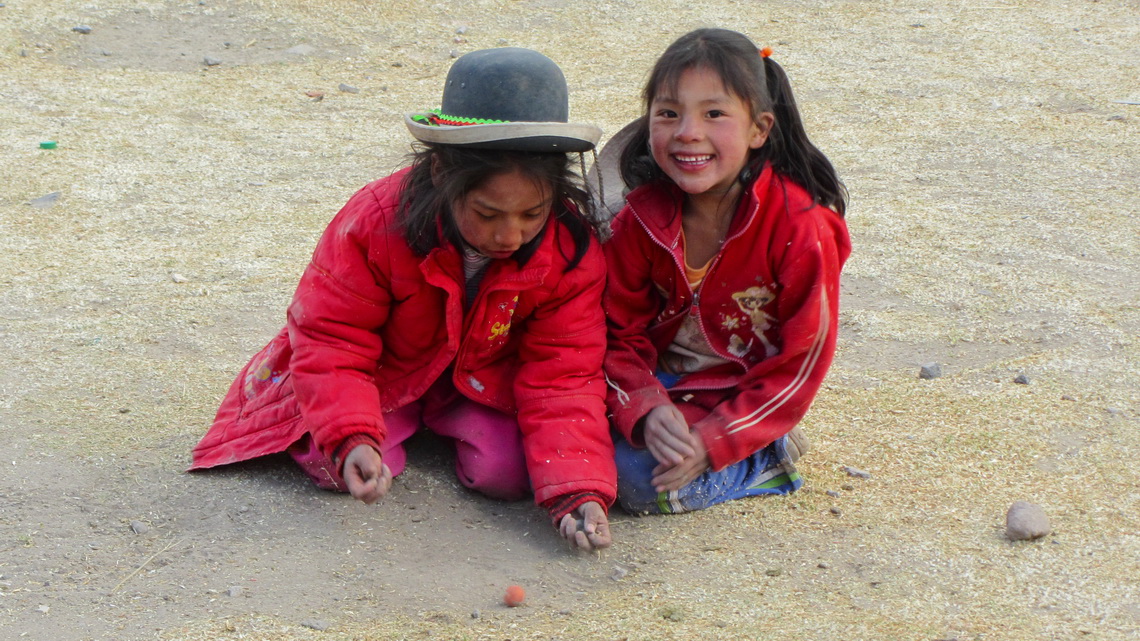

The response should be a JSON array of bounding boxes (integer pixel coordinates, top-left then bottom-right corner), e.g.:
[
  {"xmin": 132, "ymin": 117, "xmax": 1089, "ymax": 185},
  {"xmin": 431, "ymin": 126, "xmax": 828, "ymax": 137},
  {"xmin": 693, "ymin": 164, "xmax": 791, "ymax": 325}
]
[
  {"xmin": 398, "ymin": 144, "xmax": 602, "ymax": 270},
  {"xmin": 620, "ymin": 28, "xmax": 847, "ymax": 217}
]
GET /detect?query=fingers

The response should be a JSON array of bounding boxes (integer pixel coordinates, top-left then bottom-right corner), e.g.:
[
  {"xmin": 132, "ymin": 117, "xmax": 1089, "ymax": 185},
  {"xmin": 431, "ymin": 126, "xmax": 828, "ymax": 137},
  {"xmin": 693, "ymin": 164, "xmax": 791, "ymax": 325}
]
[
  {"xmin": 344, "ymin": 446, "xmax": 389, "ymax": 505},
  {"xmin": 644, "ymin": 406, "xmax": 695, "ymax": 465},
  {"xmin": 561, "ymin": 502, "xmax": 613, "ymax": 551}
]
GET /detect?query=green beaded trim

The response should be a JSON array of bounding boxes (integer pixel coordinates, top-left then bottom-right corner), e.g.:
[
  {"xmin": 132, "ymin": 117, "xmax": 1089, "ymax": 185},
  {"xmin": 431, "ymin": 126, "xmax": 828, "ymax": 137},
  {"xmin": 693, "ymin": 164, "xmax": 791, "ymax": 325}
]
[{"xmin": 412, "ymin": 109, "xmax": 509, "ymax": 126}]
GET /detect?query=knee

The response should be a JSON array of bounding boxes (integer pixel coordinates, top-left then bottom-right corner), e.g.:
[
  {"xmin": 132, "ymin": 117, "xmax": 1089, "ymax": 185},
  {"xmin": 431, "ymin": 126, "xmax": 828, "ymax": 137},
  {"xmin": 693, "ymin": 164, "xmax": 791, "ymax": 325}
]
[
  {"xmin": 614, "ymin": 440, "xmax": 663, "ymax": 515},
  {"xmin": 457, "ymin": 447, "xmax": 530, "ymax": 501}
]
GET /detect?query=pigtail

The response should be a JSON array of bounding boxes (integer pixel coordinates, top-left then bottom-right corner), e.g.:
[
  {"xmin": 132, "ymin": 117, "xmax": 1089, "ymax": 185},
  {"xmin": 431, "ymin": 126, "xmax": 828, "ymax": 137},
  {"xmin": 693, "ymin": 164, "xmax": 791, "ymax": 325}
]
[{"xmin": 757, "ymin": 56, "xmax": 847, "ymax": 217}]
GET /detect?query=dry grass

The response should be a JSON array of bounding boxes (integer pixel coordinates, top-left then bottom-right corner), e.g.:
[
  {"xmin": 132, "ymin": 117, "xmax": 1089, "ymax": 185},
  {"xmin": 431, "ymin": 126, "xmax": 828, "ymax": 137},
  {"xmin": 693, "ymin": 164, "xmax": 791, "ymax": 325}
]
[{"xmin": 2, "ymin": 1, "xmax": 1138, "ymax": 640}]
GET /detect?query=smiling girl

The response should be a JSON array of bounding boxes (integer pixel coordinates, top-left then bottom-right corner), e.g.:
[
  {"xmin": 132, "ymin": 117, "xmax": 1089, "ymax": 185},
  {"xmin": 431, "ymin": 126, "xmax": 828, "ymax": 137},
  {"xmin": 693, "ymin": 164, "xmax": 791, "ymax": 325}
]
[{"xmin": 603, "ymin": 28, "xmax": 851, "ymax": 514}]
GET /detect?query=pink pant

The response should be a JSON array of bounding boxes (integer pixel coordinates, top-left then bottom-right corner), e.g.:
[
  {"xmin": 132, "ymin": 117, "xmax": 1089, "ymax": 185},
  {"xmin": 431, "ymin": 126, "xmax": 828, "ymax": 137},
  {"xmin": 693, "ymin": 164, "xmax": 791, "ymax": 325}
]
[{"xmin": 288, "ymin": 377, "xmax": 530, "ymax": 500}]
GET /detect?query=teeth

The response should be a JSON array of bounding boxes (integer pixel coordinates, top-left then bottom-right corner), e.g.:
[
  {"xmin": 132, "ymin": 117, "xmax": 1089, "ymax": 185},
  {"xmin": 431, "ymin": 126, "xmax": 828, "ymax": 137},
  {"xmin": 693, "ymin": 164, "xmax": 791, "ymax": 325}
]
[{"xmin": 675, "ymin": 154, "xmax": 712, "ymax": 162}]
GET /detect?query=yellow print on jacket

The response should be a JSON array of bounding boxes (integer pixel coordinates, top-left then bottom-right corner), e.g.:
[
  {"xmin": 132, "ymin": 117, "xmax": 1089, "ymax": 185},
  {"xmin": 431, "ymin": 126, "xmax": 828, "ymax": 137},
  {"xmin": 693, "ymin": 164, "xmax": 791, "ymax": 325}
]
[
  {"xmin": 731, "ymin": 286, "xmax": 779, "ymax": 358},
  {"xmin": 487, "ymin": 295, "xmax": 519, "ymax": 341}
]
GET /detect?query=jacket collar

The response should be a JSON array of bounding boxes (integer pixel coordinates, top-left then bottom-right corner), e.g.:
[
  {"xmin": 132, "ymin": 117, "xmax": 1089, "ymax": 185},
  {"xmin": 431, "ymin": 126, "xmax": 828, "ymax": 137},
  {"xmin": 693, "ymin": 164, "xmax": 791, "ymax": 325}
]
[
  {"xmin": 421, "ymin": 210, "xmax": 559, "ymax": 289},
  {"xmin": 624, "ymin": 162, "xmax": 774, "ymax": 246}
]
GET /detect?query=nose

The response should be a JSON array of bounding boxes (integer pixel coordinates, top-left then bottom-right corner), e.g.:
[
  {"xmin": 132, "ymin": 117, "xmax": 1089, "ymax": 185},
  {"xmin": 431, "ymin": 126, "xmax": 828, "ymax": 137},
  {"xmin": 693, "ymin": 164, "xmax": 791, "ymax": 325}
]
[
  {"xmin": 674, "ymin": 114, "xmax": 703, "ymax": 142},
  {"xmin": 494, "ymin": 220, "xmax": 525, "ymax": 250}
]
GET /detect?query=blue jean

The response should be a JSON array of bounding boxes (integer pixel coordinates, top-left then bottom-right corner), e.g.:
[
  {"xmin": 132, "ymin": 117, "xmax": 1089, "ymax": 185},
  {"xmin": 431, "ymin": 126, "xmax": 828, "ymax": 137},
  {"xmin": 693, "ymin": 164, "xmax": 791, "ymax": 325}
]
[{"xmin": 614, "ymin": 432, "xmax": 802, "ymax": 515}]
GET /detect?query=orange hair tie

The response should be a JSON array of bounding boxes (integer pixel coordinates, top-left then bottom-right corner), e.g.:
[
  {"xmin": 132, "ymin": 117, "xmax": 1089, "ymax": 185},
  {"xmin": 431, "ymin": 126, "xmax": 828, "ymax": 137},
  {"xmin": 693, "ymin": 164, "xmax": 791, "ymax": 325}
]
[{"xmin": 760, "ymin": 46, "xmax": 773, "ymax": 58}]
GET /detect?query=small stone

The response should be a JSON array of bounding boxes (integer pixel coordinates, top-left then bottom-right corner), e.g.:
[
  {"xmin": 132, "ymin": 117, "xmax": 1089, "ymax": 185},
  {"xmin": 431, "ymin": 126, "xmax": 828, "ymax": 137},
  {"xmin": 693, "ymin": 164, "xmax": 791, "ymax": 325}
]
[
  {"xmin": 829, "ymin": 506, "xmax": 842, "ymax": 516},
  {"xmin": 919, "ymin": 362, "xmax": 942, "ymax": 379},
  {"xmin": 765, "ymin": 567, "xmax": 782, "ymax": 577},
  {"xmin": 391, "ymin": 61, "xmax": 403, "ymax": 67},
  {"xmin": 301, "ymin": 619, "xmax": 329, "ymax": 631},
  {"xmin": 449, "ymin": 49, "xmax": 459, "ymax": 58},
  {"xmin": 72, "ymin": 25, "xmax": 92, "ymax": 34},
  {"xmin": 119, "ymin": 408, "xmax": 130, "ymax": 413},
  {"xmin": 843, "ymin": 466, "xmax": 871, "ymax": 479},
  {"xmin": 610, "ymin": 566, "xmax": 628, "ymax": 581},
  {"xmin": 470, "ymin": 609, "xmax": 480, "ymax": 619},
  {"xmin": 29, "ymin": 192, "xmax": 61, "ymax": 208},
  {"xmin": 817, "ymin": 562, "xmax": 830, "ymax": 569},
  {"xmin": 841, "ymin": 483, "xmax": 854, "ymax": 491},
  {"xmin": 826, "ymin": 490, "xmax": 840, "ymax": 498},
  {"xmin": 456, "ymin": 26, "xmax": 468, "ymax": 35},
  {"xmin": 203, "ymin": 57, "xmax": 222, "ymax": 66},
  {"xmin": 226, "ymin": 586, "xmax": 242, "ymax": 597},
  {"xmin": 170, "ymin": 273, "xmax": 189, "ymax": 283},
  {"xmin": 37, "ymin": 604, "xmax": 50, "ymax": 614},
  {"xmin": 1006, "ymin": 501, "xmax": 1051, "ymax": 541},
  {"xmin": 338, "ymin": 83, "xmax": 359, "ymax": 93},
  {"xmin": 659, "ymin": 605, "xmax": 684, "ymax": 622},
  {"xmin": 1014, "ymin": 373, "xmax": 1031, "ymax": 385},
  {"xmin": 1061, "ymin": 394, "xmax": 1076, "ymax": 401},
  {"xmin": 714, "ymin": 620, "xmax": 729, "ymax": 628},
  {"xmin": 1106, "ymin": 407, "xmax": 1123, "ymax": 416},
  {"xmin": 1107, "ymin": 115, "xmax": 1125, "ymax": 121},
  {"xmin": 129, "ymin": 520, "xmax": 148, "ymax": 535}
]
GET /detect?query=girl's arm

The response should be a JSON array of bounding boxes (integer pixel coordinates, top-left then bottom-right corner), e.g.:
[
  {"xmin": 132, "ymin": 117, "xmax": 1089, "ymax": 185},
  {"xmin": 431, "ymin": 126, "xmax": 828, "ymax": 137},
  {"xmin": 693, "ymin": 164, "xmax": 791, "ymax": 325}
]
[
  {"xmin": 693, "ymin": 215, "xmax": 849, "ymax": 470},
  {"xmin": 286, "ymin": 187, "xmax": 395, "ymax": 467},
  {"xmin": 602, "ymin": 210, "xmax": 675, "ymax": 444},
  {"xmin": 513, "ymin": 236, "xmax": 617, "ymax": 526}
]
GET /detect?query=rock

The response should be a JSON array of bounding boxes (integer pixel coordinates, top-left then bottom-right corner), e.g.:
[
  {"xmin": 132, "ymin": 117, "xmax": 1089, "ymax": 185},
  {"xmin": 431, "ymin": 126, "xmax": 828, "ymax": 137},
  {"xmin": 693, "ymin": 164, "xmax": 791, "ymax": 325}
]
[
  {"xmin": 301, "ymin": 619, "xmax": 330, "ymax": 631},
  {"xmin": 843, "ymin": 466, "xmax": 871, "ymax": 479},
  {"xmin": 610, "ymin": 566, "xmax": 628, "ymax": 581},
  {"xmin": 829, "ymin": 506, "xmax": 842, "ymax": 516},
  {"xmin": 226, "ymin": 586, "xmax": 242, "ymax": 597},
  {"xmin": 1014, "ymin": 373, "xmax": 1031, "ymax": 385},
  {"xmin": 1061, "ymin": 394, "xmax": 1076, "ymax": 401},
  {"xmin": 338, "ymin": 83, "xmax": 359, "ymax": 93},
  {"xmin": 449, "ymin": 49, "xmax": 460, "ymax": 58},
  {"xmin": 37, "ymin": 604, "xmax": 50, "ymax": 614},
  {"xmin": 129, "ymin": 520, "xmax": 148, "ymax": 535},
  {"xmin": 919, "ymin": 362, "xmax": 942, "ymax": 379},
  {"xmin": 817, "ymin": 562, "xmax": 830, "ymax": 569},
  {"xmin": 203, "ymin": 57, "xmax": 222, "ymax": 67},
  {"xmin": 1006, "ymin": 501, "xmax": 1051, "ymax": 540},
  {"xmin": 842, "ymin": 483, "xmax": 854, "ymax": 491},
  {"xmin": 826, "ymin": 490, "xmax": 840, "ymax": 498},
  {"xmin": 765, "ymin": 567, "xmax": 782, "ymax": 577},
  {"xmin": 470, "ymin": 609, "xmax": 479, "ymax": 619},
  {"xmin": 456, "ymin": 26, "xmax": 468, "ymax": 35},
  {"xmin": 72, "ymin": 25, "xmax": 92, "ymax": 34},
  {"xmin": 29, "ymin": 191, "xmax": 61, "ymax": 209},
  {"xmin": 170, "ymin": 273, "xmax": 188, "ymax": 283}
]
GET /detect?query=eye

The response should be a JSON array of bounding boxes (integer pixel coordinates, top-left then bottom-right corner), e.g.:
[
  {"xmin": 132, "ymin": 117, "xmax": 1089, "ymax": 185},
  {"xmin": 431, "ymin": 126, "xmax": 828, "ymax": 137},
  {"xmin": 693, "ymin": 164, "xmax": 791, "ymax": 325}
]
[
  {"xmin": 707, "ymin": 109, "xmax": 726, "ymax": 118},
  {"xmin": 475, "ymin": 210, "xmax": 496, "ymax": 220},
  {"xmin": 654, "ymin": 108, "xmax": 677, "ymax": 119}
]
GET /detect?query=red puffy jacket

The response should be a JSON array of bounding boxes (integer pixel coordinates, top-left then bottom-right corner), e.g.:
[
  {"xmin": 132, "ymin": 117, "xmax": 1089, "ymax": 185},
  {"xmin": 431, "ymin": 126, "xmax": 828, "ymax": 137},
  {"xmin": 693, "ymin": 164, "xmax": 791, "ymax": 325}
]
[
  {"xmin": 603, "ymin": 164, "xmax": 851, "ymax": 471},
  {"xmin": 192, "ymin": 168, "xmax": 616, "ymax": 510}
]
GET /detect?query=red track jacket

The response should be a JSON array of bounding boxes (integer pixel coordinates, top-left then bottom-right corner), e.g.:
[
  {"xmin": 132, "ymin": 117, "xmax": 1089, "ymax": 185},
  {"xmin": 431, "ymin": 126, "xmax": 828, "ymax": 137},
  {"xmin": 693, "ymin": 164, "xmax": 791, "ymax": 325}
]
[
  {"xmin": 603, "ymin": 164, "xmax": 851, "ymax": 471},
  {"xmin": 192, "ymin": 169, "xmax": 616, "ymax": 511}
]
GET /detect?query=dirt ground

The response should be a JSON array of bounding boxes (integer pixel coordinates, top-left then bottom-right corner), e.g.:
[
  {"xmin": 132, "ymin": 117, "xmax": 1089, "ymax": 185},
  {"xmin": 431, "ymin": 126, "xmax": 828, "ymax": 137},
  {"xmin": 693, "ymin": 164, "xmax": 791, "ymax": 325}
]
[{"xmin": 1, "ymin": 1, "xmax": 1137, "ymax": 640}]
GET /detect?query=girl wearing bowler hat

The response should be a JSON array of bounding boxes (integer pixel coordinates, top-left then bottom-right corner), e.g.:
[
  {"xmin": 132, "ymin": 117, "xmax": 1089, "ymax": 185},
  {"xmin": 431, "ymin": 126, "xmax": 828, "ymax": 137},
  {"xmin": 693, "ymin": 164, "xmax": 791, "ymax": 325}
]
[{"xmin": 190, "ymin": 48, "xmax": 615, "ymax": 551}]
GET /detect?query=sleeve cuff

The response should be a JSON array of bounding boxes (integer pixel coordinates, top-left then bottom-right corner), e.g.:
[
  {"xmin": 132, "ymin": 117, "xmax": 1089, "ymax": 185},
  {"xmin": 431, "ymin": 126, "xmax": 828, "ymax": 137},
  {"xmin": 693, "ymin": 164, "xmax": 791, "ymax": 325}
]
[
  {"xmin": 543, "ymin": 492, "xmax": 610, "ymax": 526},
  {"xmin": 332, "ymin": 433, "xmax": 383, "ymax": 474}
]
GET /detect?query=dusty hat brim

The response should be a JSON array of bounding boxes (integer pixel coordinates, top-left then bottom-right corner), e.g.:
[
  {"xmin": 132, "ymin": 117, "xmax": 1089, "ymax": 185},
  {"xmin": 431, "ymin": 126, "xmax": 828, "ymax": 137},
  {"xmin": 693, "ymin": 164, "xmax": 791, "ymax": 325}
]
[{"xmin": 405, "ymin": 114, "xmax": 601, "ymax": 152}]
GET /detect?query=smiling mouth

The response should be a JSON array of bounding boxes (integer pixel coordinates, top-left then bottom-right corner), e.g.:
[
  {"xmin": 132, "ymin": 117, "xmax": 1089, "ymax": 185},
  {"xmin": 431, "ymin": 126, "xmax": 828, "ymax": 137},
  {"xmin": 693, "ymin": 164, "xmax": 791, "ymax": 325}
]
[{"xmin": 672, "ymin": 153, "xmax": 713, "ymax": 166}]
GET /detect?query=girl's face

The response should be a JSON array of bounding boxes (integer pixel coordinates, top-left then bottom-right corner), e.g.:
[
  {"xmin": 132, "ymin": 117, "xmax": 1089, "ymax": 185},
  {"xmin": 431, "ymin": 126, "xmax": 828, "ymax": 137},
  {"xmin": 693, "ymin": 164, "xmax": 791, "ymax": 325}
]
[
  {"xmin": 649, "ymin": 66, "xmax": 773, "ymax": 199},
  {"xmin": 452, "ymin": 168, "xmax": 553, "ymax": 258}
]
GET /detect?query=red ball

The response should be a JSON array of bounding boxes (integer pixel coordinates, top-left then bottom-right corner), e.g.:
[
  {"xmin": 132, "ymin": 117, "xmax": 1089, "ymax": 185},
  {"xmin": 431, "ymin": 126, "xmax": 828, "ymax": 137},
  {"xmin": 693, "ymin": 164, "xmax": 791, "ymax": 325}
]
[{"xmin": 503, "ymin": 584, "xmax": 526, "ymax": 607}]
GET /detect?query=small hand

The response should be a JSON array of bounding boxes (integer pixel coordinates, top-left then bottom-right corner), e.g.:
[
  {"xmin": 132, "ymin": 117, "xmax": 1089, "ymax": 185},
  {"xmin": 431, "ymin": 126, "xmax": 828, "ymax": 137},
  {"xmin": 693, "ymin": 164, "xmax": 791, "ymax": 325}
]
[
  {"xmin": 559, "ymin": 501, "xmax": 612, "ymax": 551},
  {"xmin": 343, "ymin": 444, "xmax": 392, "ymax": 505},
  {"xmin": 651, "ymin": 430, "xmax": 709, "ymax": 492},
  {"xmin": 642, "ymin": 404, "xmax": 694, "ymax": 467}
]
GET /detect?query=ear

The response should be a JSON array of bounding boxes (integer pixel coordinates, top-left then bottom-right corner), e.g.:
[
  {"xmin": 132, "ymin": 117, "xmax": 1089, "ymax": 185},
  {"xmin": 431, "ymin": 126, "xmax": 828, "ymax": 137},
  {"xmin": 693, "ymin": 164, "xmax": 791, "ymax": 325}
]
[
  {"xmin": 430, "ymin": 154, "xmax": 443, "ymax": 187},
  {"xmin": 749, "ymin": 112, "xmax": 776, "ymax": 150}
]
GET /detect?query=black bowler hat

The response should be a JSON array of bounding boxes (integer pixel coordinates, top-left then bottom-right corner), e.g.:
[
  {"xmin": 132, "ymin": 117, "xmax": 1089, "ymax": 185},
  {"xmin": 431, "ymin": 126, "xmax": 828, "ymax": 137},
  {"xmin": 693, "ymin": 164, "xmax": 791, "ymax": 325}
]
[{"xmin": 405, "ymin": 48, "xmax": 601, "ymax": 152}]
